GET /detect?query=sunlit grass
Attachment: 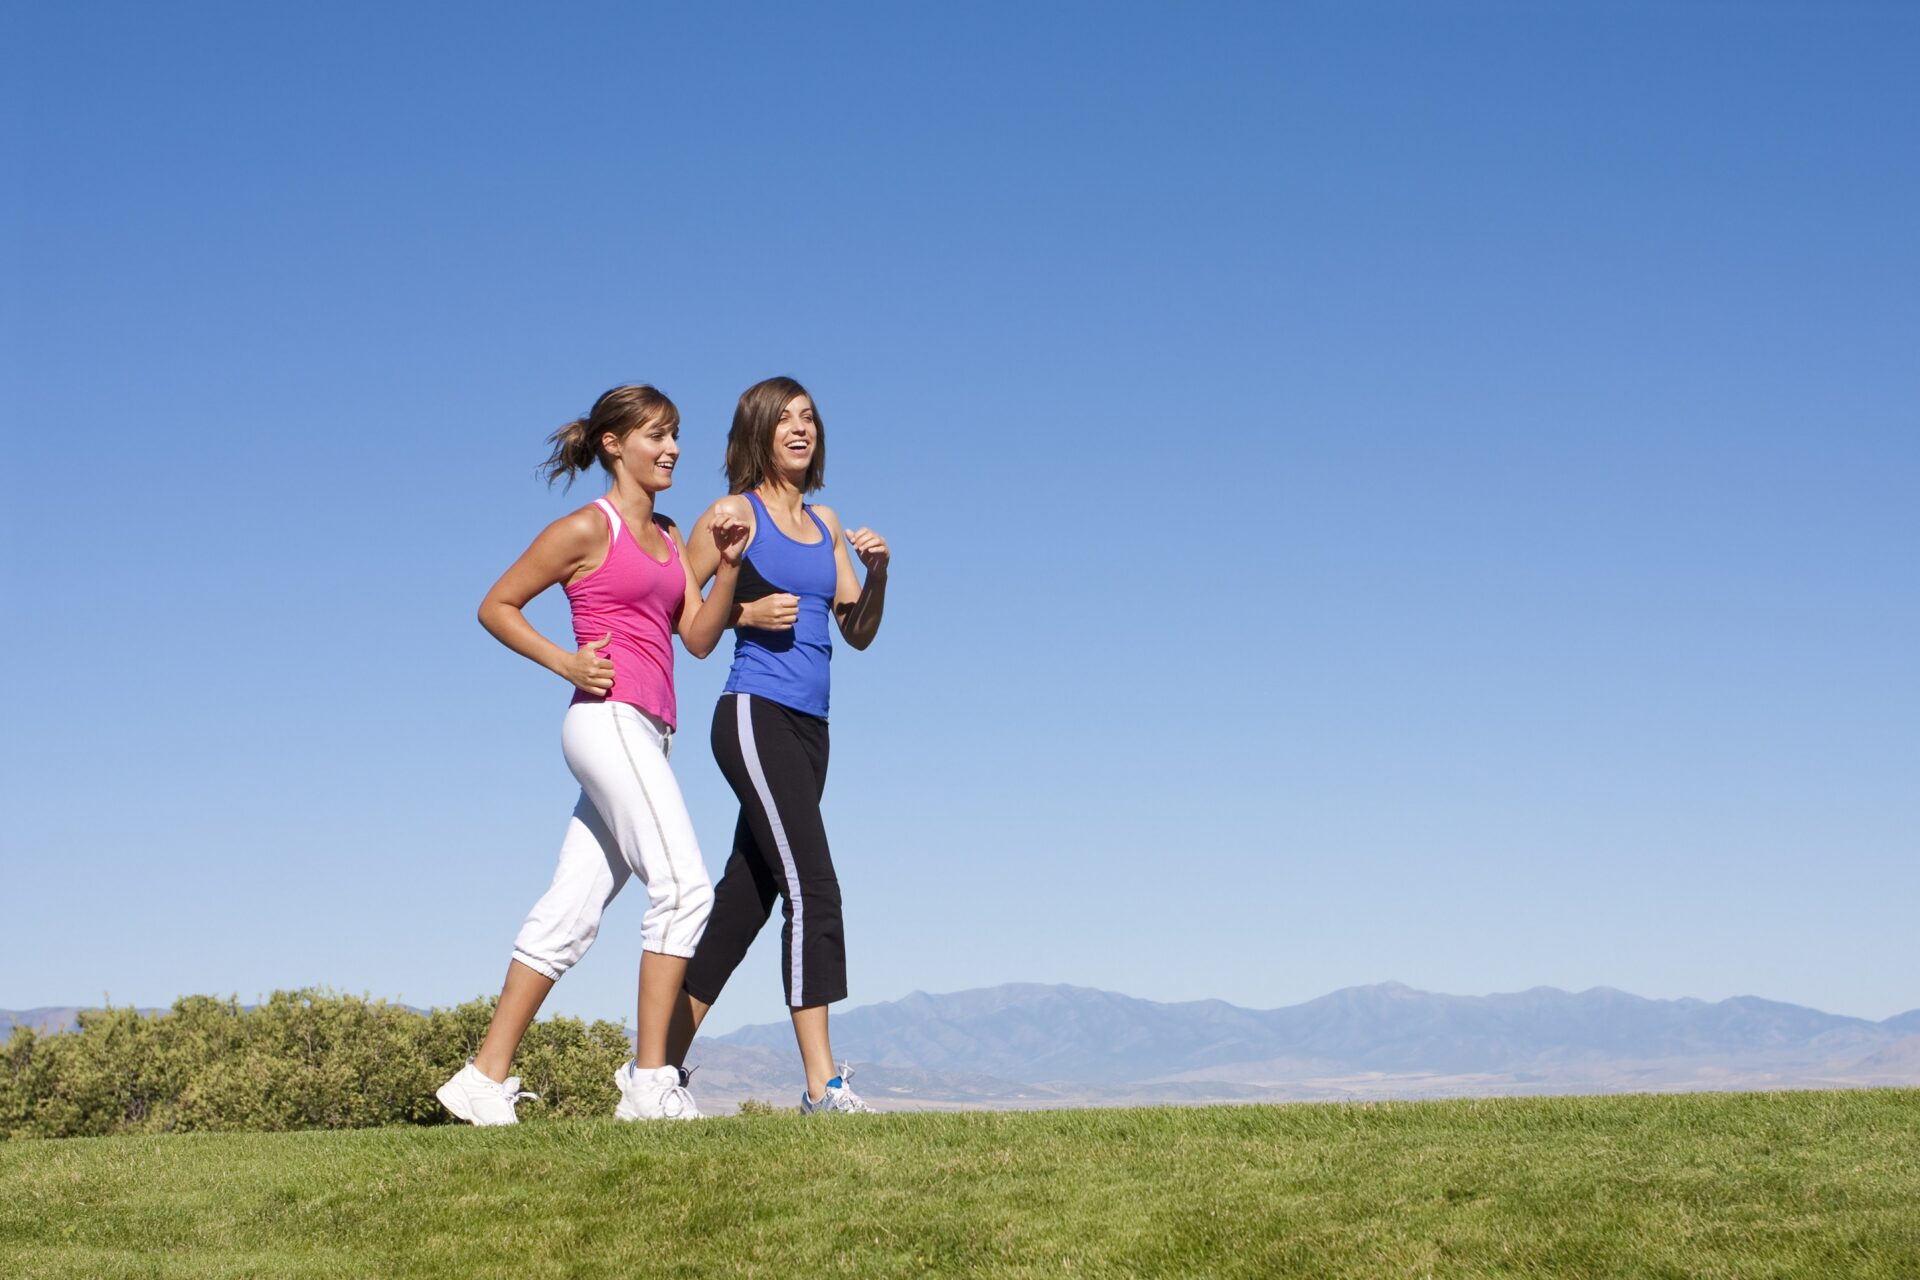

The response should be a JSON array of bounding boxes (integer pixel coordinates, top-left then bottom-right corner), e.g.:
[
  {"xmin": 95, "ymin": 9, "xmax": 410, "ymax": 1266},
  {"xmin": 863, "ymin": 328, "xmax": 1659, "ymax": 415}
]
[{"xmin": 4, "ymin": 1090, "xmax": 1917, "ymax": 1277}]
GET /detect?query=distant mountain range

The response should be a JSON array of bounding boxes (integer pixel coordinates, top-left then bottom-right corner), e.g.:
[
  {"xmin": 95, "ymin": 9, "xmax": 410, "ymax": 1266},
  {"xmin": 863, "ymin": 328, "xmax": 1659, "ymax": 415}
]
[
  {"xmin": 704, "ymin": 981, "xmax": 1920, "ymax": 1109},
  {"xmin": 0, "ymin": 1007, "xmax": 115, "ymax": 1038},
  {"xmin": 10, "ymin": 983, "xmax": 1919, "ymax": 1112}
]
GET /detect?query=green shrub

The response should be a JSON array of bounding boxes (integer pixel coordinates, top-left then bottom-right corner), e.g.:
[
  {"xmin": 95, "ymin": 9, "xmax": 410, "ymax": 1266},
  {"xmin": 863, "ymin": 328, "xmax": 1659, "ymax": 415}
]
[{"xmin": 0, "ymin": 990, "xmax": 632, "ymax": 1140}]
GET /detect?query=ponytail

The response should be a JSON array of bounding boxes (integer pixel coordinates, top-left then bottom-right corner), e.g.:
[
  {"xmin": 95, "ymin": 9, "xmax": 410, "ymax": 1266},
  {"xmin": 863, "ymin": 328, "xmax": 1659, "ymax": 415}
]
[{"xmin": 540, "ymin": 416, "xmax": 600, "ymax": 488}]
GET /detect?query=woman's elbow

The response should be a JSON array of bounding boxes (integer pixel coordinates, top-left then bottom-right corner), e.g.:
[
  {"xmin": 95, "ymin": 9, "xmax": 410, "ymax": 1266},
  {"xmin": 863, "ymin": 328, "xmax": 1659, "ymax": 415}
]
[{"xmin": 477, "ymin": 598, "xmax": 519, "ymax": 642}]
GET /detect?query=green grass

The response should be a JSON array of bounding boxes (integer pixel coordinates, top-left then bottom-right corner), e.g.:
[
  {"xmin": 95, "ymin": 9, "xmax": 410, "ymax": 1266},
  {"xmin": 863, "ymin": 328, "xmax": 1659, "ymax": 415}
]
[{"xmin": 3, "ymin": 1090, "xmax": 1917, "ymax": 1278}]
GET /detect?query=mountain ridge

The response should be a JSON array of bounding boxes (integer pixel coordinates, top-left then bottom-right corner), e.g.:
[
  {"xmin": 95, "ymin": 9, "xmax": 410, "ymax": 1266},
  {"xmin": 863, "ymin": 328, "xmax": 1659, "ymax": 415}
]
[
  {"xmin": 9, "ymin": 983, "xmax": 1918, "ymax": 1109},
  {"xmin": 711, "ymin": 980, "xmax": 1917, "ymax": 1088}
]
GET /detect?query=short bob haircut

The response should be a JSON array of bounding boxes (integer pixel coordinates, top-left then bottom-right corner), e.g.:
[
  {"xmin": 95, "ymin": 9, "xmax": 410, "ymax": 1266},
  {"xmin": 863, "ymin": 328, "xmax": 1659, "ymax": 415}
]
[{"xmin": 724, "ymin": 376, "xmax": 825, "ymax": 495}]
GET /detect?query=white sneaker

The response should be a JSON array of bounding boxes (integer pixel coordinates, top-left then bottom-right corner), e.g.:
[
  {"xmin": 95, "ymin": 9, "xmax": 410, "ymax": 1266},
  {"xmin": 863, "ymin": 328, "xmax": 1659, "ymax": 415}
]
[
  {"xmin": 614, "ymin": 1062, "xmax": 702, "ymax": 1121},
  {"xmin": 800, "ymin": 1062, "xmax": 875, "ymax": 1115},
  {"xmin": 437, "ymin": 1059, "xmax": 539, "ymax": 1126}
]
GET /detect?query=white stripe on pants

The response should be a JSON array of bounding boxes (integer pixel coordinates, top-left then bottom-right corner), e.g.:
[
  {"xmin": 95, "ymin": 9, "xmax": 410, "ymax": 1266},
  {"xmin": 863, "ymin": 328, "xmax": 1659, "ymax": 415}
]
[
  {"xmin": 510, "ymin": 701, "xmax": 713, "ymax": 976},
  {"xmin": 735, "ymin": 694, "xmax": 808, "ymax": 1004}
]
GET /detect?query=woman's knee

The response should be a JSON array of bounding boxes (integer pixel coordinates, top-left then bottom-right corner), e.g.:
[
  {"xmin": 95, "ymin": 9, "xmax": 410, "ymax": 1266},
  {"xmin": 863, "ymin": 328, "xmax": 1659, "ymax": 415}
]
[
  {"xmin": 679, "ymin": 876, "xmax": 716, "ymax": 933},
  {"xmin": 644, "ymin": 874, "xmax": 713, "ymax": 956},
  {"xmin": 798, "ymin": 873, "xmax": 842, "ymax": 911},
  {"xmin": 510, "ymin": 916, "xmax": 597, "ymax": 979}
]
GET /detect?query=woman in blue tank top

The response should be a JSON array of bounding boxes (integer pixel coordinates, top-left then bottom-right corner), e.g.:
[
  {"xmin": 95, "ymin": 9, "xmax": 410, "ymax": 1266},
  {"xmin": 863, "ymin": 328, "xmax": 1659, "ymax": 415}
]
[{"xmin": 672, "ymin": 376, "xmax": 892, "ymax": 1113}]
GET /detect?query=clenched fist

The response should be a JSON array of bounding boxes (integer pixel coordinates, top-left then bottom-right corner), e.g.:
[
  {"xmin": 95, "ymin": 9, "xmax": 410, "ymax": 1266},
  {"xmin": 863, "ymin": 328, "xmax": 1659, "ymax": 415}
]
[{"xmin": 739, "ymin": 593, "xmax": 801, "ymax": 630}]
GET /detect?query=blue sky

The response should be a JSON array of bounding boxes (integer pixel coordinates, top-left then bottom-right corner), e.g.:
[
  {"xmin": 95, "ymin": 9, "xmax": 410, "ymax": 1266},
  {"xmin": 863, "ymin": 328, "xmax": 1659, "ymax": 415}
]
[{"xmin": 4, "ymin": 2, "xmax": 1916, "ymax": 1034}]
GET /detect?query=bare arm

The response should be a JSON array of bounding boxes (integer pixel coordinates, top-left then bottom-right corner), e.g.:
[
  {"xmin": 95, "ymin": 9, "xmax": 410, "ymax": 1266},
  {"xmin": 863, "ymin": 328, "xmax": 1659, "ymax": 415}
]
[
  {"xmin": 680, "ymin": 498, "xmax": 732, "ymax": 588},
  {"xmin": 685, "ymin": 495, "xmax": 800, "ymax": 632},
  {"xmin": 816, "ymin": 505, "xmax": 888, "ymax": 651},
  {"xmin": 670, "ymin": 508, "xmax": 750, "ymax": 658},
  {"xmin": 478, "ymin": 507, "xmax": 617, "ymax": 695}
]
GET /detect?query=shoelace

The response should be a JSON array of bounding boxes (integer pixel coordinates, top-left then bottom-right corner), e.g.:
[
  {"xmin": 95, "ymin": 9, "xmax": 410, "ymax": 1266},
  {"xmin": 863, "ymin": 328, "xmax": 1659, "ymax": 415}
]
[
  {"xmin": 830, "ymin": 1062, "xmax": 874, "ymax": 1113},
  {"xmin": 500, "ymin": 1076, "xmax": 541, "ymax": 1106},
  {"xmin": 658, "ymin": 1084, "xmax": 695, "ymax": 1118}
]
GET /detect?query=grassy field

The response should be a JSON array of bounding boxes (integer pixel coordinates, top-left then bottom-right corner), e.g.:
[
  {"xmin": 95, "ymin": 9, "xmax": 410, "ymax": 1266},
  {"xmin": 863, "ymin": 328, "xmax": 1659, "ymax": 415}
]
[{"xmin": 3, "ymin": 1089, "xmax": 1917, "ymax": 1278}]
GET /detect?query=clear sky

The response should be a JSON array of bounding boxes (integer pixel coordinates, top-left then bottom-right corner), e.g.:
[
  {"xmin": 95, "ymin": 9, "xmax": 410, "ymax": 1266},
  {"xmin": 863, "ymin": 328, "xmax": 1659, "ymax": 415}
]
[{"xmin": 4, "ymin": 2, "xmax": 1916, "ymax": 1034}]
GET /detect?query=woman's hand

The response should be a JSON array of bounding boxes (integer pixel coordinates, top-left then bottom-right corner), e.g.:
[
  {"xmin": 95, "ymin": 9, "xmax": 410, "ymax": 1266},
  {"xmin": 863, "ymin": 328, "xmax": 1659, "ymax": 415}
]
[
  {"xmin": 845, "ymin": 527, "xmax": 890, "ymax": 576},
  {"xmin": 562, "ymin": 633, "xmax": 616, "ymax": 696},
  {"xmin": 738, "ymin": 593, "xmax": 800, "ymax": 630},
  {"xmin": 820, "ymin": 507, "xmax": 886, "ymax": 650},
  {"xmin": 711, "ymin": 507, "xmax": 751, "ymax": 567}
]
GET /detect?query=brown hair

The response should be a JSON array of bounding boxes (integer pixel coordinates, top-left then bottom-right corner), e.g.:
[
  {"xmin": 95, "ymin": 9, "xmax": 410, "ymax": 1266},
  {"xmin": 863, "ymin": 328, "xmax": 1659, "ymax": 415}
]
[
  {"xmin": 541, "ymin": 384, "xmax": 679, "ymax": 489},
  {"xmin": 723, "ymin": 376, "xmax": 825, "ymax": 495}
]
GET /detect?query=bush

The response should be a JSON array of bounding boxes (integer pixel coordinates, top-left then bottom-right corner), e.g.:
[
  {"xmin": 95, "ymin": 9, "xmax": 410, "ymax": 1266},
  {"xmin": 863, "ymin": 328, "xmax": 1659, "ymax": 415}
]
[{"xmin": 0, "ymin": 990, "xmax": 632, "ymax": 1140}]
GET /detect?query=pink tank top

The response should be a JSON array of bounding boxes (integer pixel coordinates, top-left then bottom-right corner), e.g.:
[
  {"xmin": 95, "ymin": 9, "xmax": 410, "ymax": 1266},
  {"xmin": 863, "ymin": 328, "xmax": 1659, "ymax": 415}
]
[{"xmin": 565, "ymin": 498, "xmax": 685, "ymax": 727}]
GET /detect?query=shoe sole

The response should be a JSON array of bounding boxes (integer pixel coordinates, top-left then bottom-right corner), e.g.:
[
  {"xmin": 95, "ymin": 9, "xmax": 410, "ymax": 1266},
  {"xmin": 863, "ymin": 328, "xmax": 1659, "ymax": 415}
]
[{"xmin": 615, "ymin": 1099, "xmax": 701, "ymax": 1120}]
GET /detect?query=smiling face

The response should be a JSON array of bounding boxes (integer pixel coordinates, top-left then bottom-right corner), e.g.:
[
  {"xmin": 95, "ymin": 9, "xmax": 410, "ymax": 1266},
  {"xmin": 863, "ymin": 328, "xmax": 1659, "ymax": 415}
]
[
  {"xmin": 724, "ymin": 376, "xmax": 827, "ymax": 494},
  {"xmin": 606, "ymin": 413, "xmax": 681, "ymax": 493},
  {"xmin": 769, "ymin": 394, "xmax": 817, "ymax": 484}
]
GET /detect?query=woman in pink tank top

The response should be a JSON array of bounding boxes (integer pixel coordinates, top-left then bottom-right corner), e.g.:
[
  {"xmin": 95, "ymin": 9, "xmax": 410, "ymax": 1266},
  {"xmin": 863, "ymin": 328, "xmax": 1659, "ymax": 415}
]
[{"xmin": 435, "ymin": 385, "xmax": 749, "ymax": 1126}]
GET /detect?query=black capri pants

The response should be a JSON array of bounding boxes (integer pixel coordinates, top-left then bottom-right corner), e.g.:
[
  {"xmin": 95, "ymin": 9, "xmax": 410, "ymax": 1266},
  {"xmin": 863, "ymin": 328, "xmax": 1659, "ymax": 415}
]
[{"xmin": 683, "ymin": 692, "xmax": 846, "ymax": 1008}]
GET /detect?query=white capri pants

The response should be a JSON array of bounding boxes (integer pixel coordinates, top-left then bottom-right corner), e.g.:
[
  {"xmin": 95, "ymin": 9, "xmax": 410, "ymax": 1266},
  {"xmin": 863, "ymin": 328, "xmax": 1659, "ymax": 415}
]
[{"xmin": 510, "ymin": 701, "xmax": 714, "ymax": 977}]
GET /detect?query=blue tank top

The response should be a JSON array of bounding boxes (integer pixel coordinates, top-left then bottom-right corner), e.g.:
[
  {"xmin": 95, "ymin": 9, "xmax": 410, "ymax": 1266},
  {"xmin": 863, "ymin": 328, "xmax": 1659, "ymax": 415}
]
[{"xmin": 723, "ymin": 492, "xmax": 837, "ymax": 718}]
